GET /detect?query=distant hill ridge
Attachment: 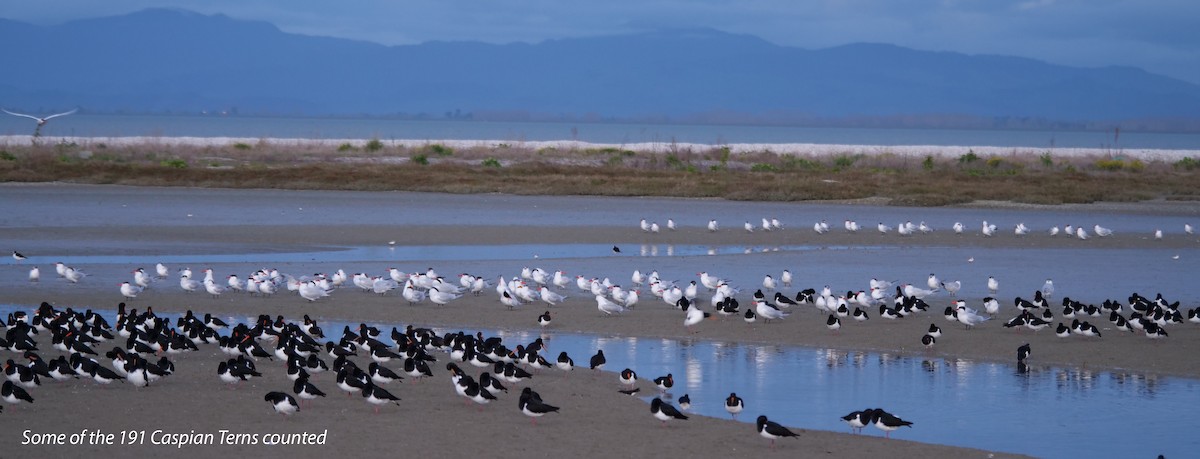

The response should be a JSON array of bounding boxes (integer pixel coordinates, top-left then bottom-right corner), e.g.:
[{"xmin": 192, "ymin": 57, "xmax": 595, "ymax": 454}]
[{"xmin": 2, "ymin": 8, "xmax": 1198, "ymax": 122}]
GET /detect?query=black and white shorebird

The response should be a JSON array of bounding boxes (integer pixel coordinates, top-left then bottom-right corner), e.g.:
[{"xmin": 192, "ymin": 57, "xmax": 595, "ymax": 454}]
[
  {"xmin": 725, "ymin": 392, "xmax": 744, "ymax": 419},
  {"xmin": 12, "ymin": 251, "xmax": 26, "ymax": 262},
  {"xmin": 921, "ymin": 333, "xmax": 936, "ymax": 349},
  {"xmin": 293, "ymin": 377, "xmax": 327, "ymax": 406},
  {"xmin": 2, "ymin": 108, "xmax": 78, "ymax": 138},
  {"xmin": 1017, "ymin": 343, "xmax": 1031, "ymax": 363},
  {"xmin": 654, "ymin": 373, "xmax": 674, "ymax": 393},
  {"xmin": 756, "ymin": 415, "xmax": 800, "ymax": 448},
  {"xmin": 518, "ymin": 387, "xmax": 559, "ymax": 425},
  {"xmin": 264, "ymin": 391, "xmax": 298, "ymax": 415},
  {"xmin": 826, "ymin": 314, "xmax": 842, "ymax": 333},
  {"xmin": 619, "ymin": 368, "xmax": 638, "ymax": 387},
  {"xmin": 589, "ymin": 349, "xmax": 606, "ymax": 372},
  {"xmin": 677, "ymin": 393, "xmax": 691, "ymax": 411},
  {"xmin": 555, "ymin": 351, "xmax": 574, "ymax": 372},
  {"xmin": 870, "ymin": 408, "xmax": 913, "ymax": 438},
  {"xmin": 368, "ymin": 362, "xmax": 403, "ymax": 385},
  {"xmin": 2, "ymin": 380, "xmax": 34, "ymax": 405},
  {"xmin": 841, "ymin": 409, "xmax": 870, "ymax": 434},
  {"xmin": 362, "ymin": 383, "xmax": 401, "ymax": 413},
  {"xmin": 650, "ymin": 397, "xmax": 688, "ymax": 426}
]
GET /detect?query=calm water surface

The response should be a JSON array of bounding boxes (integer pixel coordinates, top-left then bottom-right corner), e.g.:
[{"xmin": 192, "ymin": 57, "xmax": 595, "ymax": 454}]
[{"xmin": 4, "ymin": 114, "xmax": 1200, "ymax": 149}]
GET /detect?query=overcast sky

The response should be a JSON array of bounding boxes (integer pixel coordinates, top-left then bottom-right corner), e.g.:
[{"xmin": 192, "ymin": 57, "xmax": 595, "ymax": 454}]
[{"xmin": 3, "ymin": 0, "xmax": 1197, "ymax": 84}]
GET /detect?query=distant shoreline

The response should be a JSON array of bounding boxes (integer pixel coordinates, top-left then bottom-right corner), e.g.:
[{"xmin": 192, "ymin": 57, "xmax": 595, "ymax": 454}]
[{"xmin": 4, "ymin": 134, "xmax": 1199, "ymax": 160}]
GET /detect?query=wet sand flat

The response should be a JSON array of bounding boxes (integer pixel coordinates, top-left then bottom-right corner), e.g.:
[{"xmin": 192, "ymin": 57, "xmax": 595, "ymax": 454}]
[{"xmin": 3, "ymin": 183, "xmax": 1198, "ymax": 457}]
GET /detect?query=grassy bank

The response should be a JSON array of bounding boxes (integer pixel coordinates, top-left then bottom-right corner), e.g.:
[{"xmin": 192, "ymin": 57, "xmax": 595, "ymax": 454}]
[{"xmin": 2, "ymin": 139, "xmax": 1198, "ymax": 206}]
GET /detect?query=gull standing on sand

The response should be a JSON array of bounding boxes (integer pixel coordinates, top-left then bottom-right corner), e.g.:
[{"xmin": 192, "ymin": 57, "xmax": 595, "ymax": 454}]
[
  {"xmin": 539, "ymin": 286, "xmax": 566, "ymax": 306},
  {"xmin": 755, "ymin": 300, "xmax": 788, "ymax": 323},
  {"xmin": 941, "ymin": 280, "xmax": 961, "ymax": 297},
  {"xmin": 2, "ymin": 107, "xmax": 78, "ymax": 137},
  {"xmin": 119, "ymin": 282, "xmax": 143, "ymax": 299},
  {"xmin": 955, "ymin": 301, "xmax": 990, "ymax": 329},
  {"xmin": 981, "ymin": 221, "xmax": 996, "ymax": 237},
  {"xmin": 762, "ymin": 275, "xmax": 776, "ymax": 291},
  {"xmin": 1041, "ymin": 279, "xmax": 1055, "ymax": 299},
  {"xmin": 597, "ymin": 295, "xmax": 626, "ymax": 316}
]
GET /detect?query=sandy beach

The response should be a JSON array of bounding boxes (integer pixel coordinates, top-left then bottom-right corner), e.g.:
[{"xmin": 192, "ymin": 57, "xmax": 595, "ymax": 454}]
[{"xmin": 3, "ymin": 183, "xmax": 1198, "ymax": 458}]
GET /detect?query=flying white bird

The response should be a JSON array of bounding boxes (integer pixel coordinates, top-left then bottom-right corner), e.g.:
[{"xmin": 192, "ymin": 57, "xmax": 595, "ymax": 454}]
[{"xmin": 3, "ymin": 107, "xmax": 78, "ymax": 137}]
